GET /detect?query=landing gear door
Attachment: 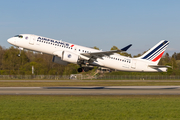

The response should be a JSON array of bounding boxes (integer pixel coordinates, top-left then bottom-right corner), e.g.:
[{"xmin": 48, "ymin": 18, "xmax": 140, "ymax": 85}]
[{"xmin": 29, "ymin": 35, "xmax": 35, "ymax": 45}]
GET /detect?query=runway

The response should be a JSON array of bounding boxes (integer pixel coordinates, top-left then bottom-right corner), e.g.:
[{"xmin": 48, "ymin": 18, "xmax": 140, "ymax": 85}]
[{"xmin": 0, "ymin": 86, "xmax": 180, "ymax": 95}]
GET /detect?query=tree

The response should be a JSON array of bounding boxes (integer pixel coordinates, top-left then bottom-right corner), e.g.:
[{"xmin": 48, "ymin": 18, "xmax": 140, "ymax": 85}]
[
  {"xmin": 2, "ymin": 47, "xmax": 29, "ymax": 74},
  {"xmin": 110, "ymin": 46, "xmax": 131, "ymax": 57},
  {"xmin": 133, "ymin": 50, "xmax": 148, "ymax": 58},
  {"xmin": 0, "ymin": 46, "xmax": 5, "ymax": 70},
  {"xmin": 172, "ymin": 52, "xmax": 177, "ymax": 60},
  {"xmin": 120, "ymin": 52, "xmax": 132, "ymax": 57},
  {"xmin": 93, "ymin": 46, "xmax": 100, "ymax": 50},
  {"xmin": 133, "ymin": 54, "xmax": 142, "ymax": 58},
  {"xmin": 164, "ymin": 53, "xmax": 170, "ymax": 63},
  {"xmin": 176, "ymin": 53, "xmax": 180, "ymax": 60},
  {"xmin": 176, "ymin": 60, "xmax": 180, "ymax": 69},
  {"xmin": 172, "ymin": 58, "xmax": 177, "ymax": 69},
  {"xmin": 63, "ymin": 64, "xmax": 79, "ymax": 75},
  {"xmin": 110, "ymin": 46, "xmax": 119, "ymax": 51}
]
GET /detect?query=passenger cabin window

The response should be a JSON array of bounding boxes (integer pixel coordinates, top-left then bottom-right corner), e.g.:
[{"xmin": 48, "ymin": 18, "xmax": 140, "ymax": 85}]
[{"xmin": 14, "ymin": 35, "xmax": 23, "ymax": 38}]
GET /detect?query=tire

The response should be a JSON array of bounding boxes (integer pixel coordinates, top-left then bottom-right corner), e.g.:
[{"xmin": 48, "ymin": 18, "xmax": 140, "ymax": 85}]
[{"xmin": 77, "ymin": 68, "xmax": 83, "ymax": 72}]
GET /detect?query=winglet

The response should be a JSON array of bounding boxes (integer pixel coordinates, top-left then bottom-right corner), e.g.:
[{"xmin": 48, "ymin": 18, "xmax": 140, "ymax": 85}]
[{"xmin": 121, "ymin": 44, "xmax": 132, "ymax": 51}]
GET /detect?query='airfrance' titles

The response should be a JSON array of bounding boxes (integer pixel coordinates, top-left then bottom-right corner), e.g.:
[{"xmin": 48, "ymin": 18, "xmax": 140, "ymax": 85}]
[{"xmin": 37, "ymin": 37, "xmax": 73, "ymax": 47}]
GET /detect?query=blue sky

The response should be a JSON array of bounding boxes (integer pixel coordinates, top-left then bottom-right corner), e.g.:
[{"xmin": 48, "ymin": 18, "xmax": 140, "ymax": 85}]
[{"xmin": 1, "ymin": 0, "xmax": 180, "ymax": 56}]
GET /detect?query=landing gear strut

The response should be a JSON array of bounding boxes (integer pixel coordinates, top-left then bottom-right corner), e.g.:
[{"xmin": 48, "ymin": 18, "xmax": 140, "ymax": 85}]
[
  {"xmin": 17, "ymin": 49, "xmax": 21, "ymax": 57},
  {"xmin": 17, "ymin": 47, "xmax": 23, "ymax": 57}
]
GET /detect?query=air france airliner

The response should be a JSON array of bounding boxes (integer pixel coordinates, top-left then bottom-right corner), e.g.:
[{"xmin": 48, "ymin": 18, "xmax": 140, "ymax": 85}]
[{"xmin": 7, "ymin": 34, "xmax": 169, "ymax": 72}]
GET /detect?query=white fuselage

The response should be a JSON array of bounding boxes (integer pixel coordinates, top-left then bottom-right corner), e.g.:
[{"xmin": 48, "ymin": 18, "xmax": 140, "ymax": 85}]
[{"xmin": 7, "ymin": 34, "xmax": 167, "ymax": 72}]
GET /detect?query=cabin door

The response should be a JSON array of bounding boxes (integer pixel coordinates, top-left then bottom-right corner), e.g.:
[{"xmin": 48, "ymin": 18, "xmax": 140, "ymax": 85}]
[{"xmin": 29, "ymin": 36, "xmax": 35, "ymax": 45}]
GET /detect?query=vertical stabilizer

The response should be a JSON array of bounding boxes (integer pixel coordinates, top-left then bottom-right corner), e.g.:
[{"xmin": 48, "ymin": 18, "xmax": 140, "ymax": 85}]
[{"xmin": 138, "ymin": 40, "xmax": 169, "ymax": 64}]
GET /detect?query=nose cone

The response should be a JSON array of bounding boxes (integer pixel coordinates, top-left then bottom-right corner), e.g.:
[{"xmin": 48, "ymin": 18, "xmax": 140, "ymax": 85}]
[
  {"xmin": 7, "ymin": 38, "xmax": 11, "ymax": 43},
  {"xmin": 7, "ymin": 38, "xmax": 15, "ymax": 45}
]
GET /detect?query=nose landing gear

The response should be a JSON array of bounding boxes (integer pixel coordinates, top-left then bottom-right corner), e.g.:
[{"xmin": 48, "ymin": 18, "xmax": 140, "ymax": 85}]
[{"xmin": 17, "ymin": 47, "xmax": 23, "ymax": 57}]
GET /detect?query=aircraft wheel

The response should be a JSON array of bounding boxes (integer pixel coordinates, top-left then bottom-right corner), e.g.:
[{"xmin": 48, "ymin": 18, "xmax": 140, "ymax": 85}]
[
  {"xmin": 77, "ymin": 68, "xmax": 83, "ymax": 72},
  {"xmin": 17, "ymin": 54, "xmax": 21, "ymax": 57},
  {"xmin": 83, "ymin": 67, "xmax": 89, "ymax": 72}
]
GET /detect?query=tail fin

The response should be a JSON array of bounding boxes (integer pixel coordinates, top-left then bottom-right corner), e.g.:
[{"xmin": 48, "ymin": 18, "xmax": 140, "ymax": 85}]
[{"xmin": 138, "ymin": 40, "xmax": 169, "ymax": 64}]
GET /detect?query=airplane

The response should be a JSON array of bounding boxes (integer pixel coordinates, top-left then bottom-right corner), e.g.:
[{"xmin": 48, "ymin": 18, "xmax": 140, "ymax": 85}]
[{"xmin": 7, "ymin": 34, "xmax": 170, "ymax": 72}]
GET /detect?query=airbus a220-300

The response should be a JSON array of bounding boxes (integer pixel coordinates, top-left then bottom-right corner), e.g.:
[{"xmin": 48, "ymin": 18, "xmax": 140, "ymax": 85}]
[{"xmin": 7, "ymin": 34, "xmax": 169, "ymax": 72}]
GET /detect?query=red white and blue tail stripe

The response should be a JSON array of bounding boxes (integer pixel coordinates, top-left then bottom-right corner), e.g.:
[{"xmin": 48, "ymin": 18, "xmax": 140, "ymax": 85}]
[{"xmin": 138, "ymin": 40, "xmax": 169, "ymax": 64}]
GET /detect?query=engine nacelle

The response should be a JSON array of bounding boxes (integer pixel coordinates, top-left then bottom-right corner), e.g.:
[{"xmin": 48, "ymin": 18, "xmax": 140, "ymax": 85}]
[
  {"xmin": 52, "ymin": 56, "xmax": 68, "ymax": 65},
  {"xmin": 62, "ymin": 51, "xmax": 79, "ymax": 64},
  {"xmin": 53, "ymin": 51, "xmax": 63, "ymax": 57}
]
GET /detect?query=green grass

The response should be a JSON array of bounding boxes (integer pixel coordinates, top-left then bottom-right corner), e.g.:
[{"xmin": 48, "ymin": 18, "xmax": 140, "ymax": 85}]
[{"xmin": 0, "ymin": 95, "xmax": 180, "ymax": 120}]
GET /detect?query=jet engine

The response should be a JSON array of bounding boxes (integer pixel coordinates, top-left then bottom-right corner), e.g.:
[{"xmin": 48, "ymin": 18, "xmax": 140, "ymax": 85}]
[
  {"xmin": 62, "ymin": 51, "xmax": 79, "ymax": 64},
  {"xmin": 52, "ymin": 51, "xmax": 79, "ymax": 65},
  {"xmin": 52, "ymin": 56, "xmax": 68, "ymax": 65}
]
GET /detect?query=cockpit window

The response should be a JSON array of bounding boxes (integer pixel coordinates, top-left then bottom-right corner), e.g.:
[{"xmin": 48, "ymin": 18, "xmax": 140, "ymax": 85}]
[{"xmin": 14, "ymin": 35, "xmax": 23, "ymax": 38}]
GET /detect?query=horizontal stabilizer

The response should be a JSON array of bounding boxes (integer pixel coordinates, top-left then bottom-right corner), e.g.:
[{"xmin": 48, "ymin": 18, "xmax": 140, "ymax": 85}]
[{"xmin": 148, "ymin": 65, "xmax": 171, "ymax": 68}]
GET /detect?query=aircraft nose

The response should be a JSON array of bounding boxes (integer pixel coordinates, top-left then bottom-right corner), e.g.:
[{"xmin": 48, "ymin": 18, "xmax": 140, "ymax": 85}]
[
  {"xmin": 7, "ymin": 38, "xmax": 11, "ymax": 43},
  {"xmin": 7, "ymin": 38, "xmax": 14, "ymax": 44}
]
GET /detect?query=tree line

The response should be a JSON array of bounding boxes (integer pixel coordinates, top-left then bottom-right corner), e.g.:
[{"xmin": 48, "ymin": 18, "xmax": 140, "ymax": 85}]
[
  {"xmin": 0, "ymin": 46, "xmax": 79, "ymax": 75},
  {"xmin": 0, "ymin": 45, "xmax": 179, "ymax": 75}
]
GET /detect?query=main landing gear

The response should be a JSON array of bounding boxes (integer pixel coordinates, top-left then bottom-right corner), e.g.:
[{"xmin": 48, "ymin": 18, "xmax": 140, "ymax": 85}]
[
  {"xmin": 77, "ymin": 65, "xmax": 92, "ymax": 73},
  {"xmin": 77, "ymin": 68, "xmax": 83, "ymax": 72}
]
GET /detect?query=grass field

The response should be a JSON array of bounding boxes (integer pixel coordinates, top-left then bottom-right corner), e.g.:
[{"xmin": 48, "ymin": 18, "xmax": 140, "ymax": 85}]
[{"xmin": 0, "ymin": 95, "xmax": 180, "ymax": 120}]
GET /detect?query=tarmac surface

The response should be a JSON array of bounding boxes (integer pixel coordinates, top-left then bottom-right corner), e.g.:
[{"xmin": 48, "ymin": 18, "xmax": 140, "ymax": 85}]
[{"xmin": 0, "ymin": 86, "xmax": 180, "ymax": 95}]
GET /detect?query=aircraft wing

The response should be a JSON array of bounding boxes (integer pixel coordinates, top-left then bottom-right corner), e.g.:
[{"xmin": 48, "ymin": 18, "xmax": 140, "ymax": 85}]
[{"xmin": 80, "ymin": 44, "xmax": 132, "ymax": 59}]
